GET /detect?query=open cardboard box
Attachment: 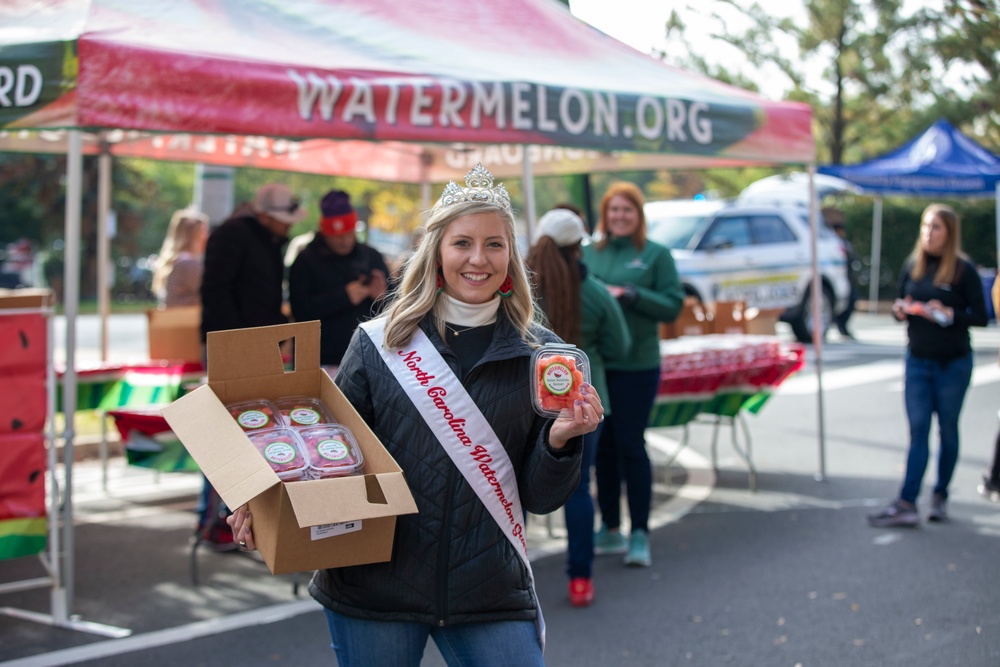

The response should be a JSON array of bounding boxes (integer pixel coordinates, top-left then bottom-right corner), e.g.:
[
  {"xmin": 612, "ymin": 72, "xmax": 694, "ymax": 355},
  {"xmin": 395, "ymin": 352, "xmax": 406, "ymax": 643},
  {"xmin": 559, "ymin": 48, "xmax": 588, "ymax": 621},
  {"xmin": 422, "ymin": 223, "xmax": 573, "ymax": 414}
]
[
  {"xmin": 744, "ymin": 307, "xmax": 784, "ymax": 335},
  {"xmin": 161, "ymin": 321, "xmax": 418, "ymax": 574},
  {"xmin": 710, "ymin": 301, "xmax": 747, "ymax": 334},
  {"xmin": 660, "ymin": 297, "xmax": 712, "ymax": 339},
  {"xmin": 147, "ymin": 305, "xmax": 203, "ymax": 362}
]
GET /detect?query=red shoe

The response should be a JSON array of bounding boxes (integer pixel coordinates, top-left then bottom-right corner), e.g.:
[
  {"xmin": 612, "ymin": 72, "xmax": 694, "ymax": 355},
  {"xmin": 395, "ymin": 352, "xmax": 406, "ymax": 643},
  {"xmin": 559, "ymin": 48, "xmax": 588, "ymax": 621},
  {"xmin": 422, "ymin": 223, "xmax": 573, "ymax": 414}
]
[{"xmin": 569, "ymin": 577, "xmax": 594, "ymax": 607}]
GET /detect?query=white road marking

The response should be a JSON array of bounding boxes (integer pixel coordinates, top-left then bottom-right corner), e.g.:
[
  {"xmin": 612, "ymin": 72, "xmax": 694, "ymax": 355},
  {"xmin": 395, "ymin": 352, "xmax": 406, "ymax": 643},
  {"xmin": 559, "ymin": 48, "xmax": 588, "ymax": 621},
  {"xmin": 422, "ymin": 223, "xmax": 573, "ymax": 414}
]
[
  {"xmin": 0, "ymin": 601, "xmax": 317, "ymax": 667},
  {"xmin": 778, "ymin": 360, "xmax": 1000, "ymax": 395}
]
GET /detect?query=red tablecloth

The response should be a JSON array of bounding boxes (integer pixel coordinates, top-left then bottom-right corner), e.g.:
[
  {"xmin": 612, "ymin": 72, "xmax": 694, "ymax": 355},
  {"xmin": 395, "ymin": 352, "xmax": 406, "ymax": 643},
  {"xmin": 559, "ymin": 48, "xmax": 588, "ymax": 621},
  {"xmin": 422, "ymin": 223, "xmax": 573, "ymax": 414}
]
[{"xmin": 651, "ymin": 334, "xmax": 805, "ymax": 427}]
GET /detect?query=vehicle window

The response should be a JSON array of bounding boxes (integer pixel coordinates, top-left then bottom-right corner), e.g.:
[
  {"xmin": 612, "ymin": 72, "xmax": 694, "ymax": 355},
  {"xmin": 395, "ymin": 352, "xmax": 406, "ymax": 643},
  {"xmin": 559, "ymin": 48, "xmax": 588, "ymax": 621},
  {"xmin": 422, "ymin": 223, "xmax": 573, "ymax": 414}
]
[
  {"xmin": 798, "ymin": 212, "xmax": 839, "ymax": 239},
  {"xmin": 646, "ymin": 215, "xmax": 708, "ymax": 250},
  {"xmin": 751, "ymin": 215, "xmax": 797, "ymax": 244},
  {"xmin": 698, "ymin": 216, "xmax": 751, "ymax": 249}
]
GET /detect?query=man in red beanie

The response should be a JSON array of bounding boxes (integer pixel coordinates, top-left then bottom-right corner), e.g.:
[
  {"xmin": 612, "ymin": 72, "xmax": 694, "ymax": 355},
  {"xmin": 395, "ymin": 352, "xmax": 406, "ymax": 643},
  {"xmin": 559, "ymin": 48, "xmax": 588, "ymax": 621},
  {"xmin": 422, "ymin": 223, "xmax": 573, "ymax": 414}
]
[{"xmin": 289, "ymin": 189, "xmax": 389, "ymax": 367}]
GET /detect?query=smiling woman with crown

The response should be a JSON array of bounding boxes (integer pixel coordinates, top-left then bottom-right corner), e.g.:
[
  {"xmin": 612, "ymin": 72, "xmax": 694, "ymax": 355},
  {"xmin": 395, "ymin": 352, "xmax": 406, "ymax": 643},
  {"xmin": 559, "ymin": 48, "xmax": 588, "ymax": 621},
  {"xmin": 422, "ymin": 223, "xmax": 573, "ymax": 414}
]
[{"xmin": 228, "ymin": 163, "xmax": 603, "ymax": 666}]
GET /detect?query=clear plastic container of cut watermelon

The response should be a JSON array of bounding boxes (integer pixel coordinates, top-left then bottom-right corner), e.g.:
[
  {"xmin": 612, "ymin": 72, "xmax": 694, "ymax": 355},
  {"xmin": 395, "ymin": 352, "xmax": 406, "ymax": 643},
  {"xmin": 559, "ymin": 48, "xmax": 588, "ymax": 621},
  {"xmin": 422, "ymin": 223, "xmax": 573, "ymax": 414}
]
[
  {"xmin": 530, "ymin": 344, "xmax": 592, "ymax": 418},
  {"xmin": 226, "ymin": 399, "xmax": 285, "ymax": 431},
  {"xmin": 273, "ymin": 395, "xmax": 335, "ymax": 429},
  {"xmin": 245, "ymin": 427, "xmax": 310, "ymax": 481},
  {"xmin": 297, "ymin": 424, "xmax": 365, "ymax": 479}
]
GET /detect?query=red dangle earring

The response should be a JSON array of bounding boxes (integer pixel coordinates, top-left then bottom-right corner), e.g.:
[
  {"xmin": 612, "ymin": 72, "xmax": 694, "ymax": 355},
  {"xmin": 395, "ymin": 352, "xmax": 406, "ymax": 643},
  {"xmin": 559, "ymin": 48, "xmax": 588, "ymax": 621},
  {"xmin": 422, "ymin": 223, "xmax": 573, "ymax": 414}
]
[
  {"xmin": 436, "ymin": 265, "xmax": 444, "ymax": 295},
  {"xmin": 496, "ymin": 274, "xmax": 514, "ymax": 298}
]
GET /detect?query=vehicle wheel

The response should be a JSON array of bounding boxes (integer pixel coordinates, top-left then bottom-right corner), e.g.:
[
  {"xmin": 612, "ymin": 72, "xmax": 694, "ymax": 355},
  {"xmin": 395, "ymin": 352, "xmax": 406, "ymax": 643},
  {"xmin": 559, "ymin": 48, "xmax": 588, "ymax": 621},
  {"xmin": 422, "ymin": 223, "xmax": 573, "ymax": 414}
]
[{"xmin": 790, "ymin": 284, "xmax": 834, "ymax": 343}]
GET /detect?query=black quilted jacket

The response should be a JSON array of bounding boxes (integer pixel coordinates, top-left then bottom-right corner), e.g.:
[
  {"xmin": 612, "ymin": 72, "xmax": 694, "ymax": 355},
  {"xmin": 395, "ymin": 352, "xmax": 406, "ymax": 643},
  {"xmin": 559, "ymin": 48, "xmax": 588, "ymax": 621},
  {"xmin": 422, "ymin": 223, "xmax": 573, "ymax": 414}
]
[{"xmin": 309, "ymin": 313, "xmax": 582, "ymax": 625}]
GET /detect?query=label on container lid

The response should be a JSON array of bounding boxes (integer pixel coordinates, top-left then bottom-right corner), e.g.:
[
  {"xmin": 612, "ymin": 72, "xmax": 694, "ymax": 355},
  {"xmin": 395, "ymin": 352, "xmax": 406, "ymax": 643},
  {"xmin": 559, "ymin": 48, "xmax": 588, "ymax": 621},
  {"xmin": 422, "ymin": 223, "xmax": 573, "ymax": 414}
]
[
  {"xmin": 238, "ymin": 410, "xmax": 270, "ymax": 429},
  {"xmin": 541, "ymin": 362, "xmax": 574, "ymax": 396},
  {"xmin": 316, "ymin": 438, "xmax": 350, "ymax": 461},
  {"xmin": 263, "ymin": 441, "xmax": 298, "ymax": 465},
  {"xmin": 288, "ymin": 407, "xmax": 321, "ymax": 426}
]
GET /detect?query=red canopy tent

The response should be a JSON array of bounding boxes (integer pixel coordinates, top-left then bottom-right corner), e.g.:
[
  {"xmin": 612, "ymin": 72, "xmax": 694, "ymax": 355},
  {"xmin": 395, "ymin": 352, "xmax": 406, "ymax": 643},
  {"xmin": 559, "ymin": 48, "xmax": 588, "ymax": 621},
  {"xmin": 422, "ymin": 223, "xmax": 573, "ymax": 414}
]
[{"xmin": 0, "ymin": 0, "xmax": 817, "ymax": 635}]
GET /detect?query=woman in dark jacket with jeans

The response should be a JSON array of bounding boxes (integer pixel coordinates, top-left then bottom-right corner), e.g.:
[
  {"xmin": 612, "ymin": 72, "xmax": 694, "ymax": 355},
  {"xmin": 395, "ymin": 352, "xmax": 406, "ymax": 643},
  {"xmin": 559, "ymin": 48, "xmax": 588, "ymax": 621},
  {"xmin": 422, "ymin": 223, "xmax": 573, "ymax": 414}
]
[
  {"xmin": 230, "ymin": 164, "xmax": 603, "ymax": 666},
  {"xmin": 868, "ymin": 203, "xmax": 987, "ymax": 527}
]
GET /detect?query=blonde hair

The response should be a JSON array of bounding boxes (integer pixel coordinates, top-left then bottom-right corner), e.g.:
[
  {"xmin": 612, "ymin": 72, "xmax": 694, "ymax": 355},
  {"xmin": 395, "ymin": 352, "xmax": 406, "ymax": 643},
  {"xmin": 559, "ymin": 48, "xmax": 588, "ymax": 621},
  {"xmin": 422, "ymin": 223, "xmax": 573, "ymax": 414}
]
[
  {"xmin": 381, "ymin": 199, "xmax": 536, "ymax": 349},
  {"xmin": 910, "ymin": 203, "xmax": 964, "ymax": 286},
  {"xmin": 152, "ymin": 207, "xmax": 208, "ymax": 295},
  {"xmin": 593, "ymin": 181, "xmax": 647, "ymax": 251}
]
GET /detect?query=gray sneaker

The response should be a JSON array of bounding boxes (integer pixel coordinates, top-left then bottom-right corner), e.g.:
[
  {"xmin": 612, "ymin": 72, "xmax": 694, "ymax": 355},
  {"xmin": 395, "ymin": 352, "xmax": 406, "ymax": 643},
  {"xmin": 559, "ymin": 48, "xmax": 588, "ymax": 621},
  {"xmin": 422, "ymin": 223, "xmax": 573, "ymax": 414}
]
[
  {"xmin": 867, "ymin": 500, "xmax": 919, "ymax": 528},
  {"xmin": 928, "ymin": 494, "xmax": 948, "ymax": 522}
]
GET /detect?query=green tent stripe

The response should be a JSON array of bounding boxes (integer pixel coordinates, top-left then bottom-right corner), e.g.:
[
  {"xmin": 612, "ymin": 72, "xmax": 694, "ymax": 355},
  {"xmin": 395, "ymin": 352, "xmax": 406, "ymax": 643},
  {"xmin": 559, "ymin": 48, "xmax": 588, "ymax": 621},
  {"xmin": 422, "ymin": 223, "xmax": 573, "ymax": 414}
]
[
  {"xmin": 649, "ymin": 389, "xmax": 776, "ymax": 428},
  {"xmin": 125, "ymin": 438, "xmax": 200, "ymax": 473},
  {"xmin": 0, "ymin": 518, "xmax": 48, "ymax": 561}
]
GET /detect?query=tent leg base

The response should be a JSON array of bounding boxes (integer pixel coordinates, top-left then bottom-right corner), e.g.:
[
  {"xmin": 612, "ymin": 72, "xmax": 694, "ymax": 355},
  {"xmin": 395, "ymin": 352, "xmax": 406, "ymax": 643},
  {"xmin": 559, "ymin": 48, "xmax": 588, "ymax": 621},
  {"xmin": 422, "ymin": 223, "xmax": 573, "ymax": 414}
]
[{"xmin": 0, "ymin": 606, "xmax": 132, "ymax": 638}]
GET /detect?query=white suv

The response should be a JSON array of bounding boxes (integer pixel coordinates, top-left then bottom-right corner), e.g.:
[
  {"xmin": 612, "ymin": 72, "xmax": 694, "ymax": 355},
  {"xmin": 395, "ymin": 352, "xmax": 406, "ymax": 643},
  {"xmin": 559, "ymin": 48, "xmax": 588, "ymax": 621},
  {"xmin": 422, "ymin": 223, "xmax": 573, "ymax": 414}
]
[{"xmin": 644, "ymin": 199, "xmax": 850, "ymax": 342}]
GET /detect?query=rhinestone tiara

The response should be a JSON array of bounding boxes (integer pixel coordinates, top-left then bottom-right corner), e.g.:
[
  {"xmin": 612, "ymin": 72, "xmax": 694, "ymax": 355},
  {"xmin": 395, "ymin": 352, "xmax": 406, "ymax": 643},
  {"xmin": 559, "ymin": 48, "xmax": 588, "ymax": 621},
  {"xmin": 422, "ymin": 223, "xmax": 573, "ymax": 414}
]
[{"xmin": 438, "ymin": 163, "xmax": 512, "ymax": 214}]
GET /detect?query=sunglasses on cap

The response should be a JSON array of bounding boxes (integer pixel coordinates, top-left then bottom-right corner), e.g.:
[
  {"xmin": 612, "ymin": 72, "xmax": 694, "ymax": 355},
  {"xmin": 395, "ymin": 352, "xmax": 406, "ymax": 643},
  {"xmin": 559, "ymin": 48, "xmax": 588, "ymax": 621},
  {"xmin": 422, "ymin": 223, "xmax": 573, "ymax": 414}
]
[{"xmin": 268, "ymin": 197, "xmax": 302, "ymax": 213}]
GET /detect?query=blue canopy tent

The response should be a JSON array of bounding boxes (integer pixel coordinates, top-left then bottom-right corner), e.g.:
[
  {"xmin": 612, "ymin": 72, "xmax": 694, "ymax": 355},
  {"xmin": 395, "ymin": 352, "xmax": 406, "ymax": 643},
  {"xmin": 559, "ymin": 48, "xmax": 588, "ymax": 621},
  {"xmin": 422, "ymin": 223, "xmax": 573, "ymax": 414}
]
[{"xmin": 819, "ymin": 119, "xmax": 1000, "ymax": 307}]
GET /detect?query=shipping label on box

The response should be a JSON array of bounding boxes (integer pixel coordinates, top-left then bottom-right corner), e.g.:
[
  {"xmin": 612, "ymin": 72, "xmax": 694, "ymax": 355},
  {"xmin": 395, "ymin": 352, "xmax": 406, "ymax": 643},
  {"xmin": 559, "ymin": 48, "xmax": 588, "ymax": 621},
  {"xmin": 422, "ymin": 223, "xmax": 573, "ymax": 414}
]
[{"xmin": 312, "ymin": 520, "xmax": 363, "ymax": 541}]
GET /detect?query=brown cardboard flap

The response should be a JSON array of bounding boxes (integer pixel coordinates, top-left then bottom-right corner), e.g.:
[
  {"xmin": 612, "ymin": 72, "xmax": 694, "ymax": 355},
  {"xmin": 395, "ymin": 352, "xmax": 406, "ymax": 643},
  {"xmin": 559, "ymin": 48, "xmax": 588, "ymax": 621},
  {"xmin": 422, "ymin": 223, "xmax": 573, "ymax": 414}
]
[
  {"xmin": 161, "ymin": 386, "xmax": 280, "ymax": 509},
  {"xmin": 284, "ymin": 472, "xmax": 419, "ymax": 527},
  {"xmin": 0, "ymin": 289, "xmax": 54, "ymax": 310},
  {"xmin": 207, "ymin": 321, "xmax": 321, "ymax": 382}
]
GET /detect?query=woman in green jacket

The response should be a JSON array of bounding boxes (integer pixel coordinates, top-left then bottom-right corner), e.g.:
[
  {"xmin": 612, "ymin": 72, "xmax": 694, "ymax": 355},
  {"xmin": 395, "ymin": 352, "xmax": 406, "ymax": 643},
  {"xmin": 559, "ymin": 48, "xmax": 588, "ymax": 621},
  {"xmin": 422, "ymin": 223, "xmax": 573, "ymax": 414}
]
[{"xmin": 582, "ymin": 182, "xmax": 684, "ymax": 567}]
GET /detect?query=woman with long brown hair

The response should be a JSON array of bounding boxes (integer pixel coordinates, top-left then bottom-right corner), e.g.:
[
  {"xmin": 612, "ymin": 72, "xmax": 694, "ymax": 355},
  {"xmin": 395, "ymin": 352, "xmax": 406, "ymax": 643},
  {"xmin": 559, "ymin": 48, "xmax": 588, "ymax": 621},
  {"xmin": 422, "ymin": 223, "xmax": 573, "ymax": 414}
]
[
  {"xmin": 527, "ymin": 207, "xmax": 630, "ymax": 606},
  {"xmin": 868, "ymin": 203, "xmax": 988, "ymax": 527}
]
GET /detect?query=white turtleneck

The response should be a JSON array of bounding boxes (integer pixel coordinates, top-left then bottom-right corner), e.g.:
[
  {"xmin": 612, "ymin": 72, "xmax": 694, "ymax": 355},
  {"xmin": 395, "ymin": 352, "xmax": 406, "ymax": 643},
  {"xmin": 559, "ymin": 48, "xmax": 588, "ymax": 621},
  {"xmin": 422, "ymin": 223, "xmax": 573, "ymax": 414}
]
[{"xmin": 440, "ymin": 293, "xmax": 501, "ymax": 327}]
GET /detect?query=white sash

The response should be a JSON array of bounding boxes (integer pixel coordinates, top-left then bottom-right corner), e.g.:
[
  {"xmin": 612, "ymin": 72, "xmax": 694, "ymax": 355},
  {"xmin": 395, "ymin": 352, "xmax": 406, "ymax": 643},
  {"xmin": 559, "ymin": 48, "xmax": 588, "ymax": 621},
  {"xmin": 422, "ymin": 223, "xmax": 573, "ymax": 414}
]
[{"xmin": 360, "ymin": 318, "xmax": 545, "ymax": 650}]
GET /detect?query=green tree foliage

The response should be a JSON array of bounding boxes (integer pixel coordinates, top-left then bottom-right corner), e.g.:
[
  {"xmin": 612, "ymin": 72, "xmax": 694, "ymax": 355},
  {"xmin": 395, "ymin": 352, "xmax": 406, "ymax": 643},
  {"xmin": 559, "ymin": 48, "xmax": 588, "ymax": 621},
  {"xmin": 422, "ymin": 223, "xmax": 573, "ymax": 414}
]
[
  {"xmin": 657, "ymin": 0, "xmax": 1000, "ymax": 281},
  {"xmin": 926, "ymin": 0, "xmax": 1000, "ymax": 145}
]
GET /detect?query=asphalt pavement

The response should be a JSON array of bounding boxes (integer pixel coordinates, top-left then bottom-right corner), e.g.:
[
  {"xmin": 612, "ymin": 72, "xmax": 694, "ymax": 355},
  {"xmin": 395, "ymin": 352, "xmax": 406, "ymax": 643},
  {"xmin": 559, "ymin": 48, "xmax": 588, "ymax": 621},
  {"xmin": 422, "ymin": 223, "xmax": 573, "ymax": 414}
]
[{"xmin": 3, "ymin": 311, "xmax": 1000, "ymax": 666}]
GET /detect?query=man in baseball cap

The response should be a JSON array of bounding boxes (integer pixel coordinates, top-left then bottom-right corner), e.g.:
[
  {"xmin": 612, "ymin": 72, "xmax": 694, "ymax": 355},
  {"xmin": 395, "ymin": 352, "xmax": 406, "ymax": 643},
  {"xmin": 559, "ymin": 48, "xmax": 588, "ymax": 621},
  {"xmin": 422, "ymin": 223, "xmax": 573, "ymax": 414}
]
[
  {"xmin": 201, "ymin": 182, "xmax": 306, "ymax": 340},
  {"xmin": 289, "ymin": 189, "xmax": 389, "ymax": 366},
  {"xmin": 196, "ymin": 182, "xmax": 307, "ymax": 549},
  {"xmin": 252, "ymin": 183, "xmax": 308, "ymax": 227}
]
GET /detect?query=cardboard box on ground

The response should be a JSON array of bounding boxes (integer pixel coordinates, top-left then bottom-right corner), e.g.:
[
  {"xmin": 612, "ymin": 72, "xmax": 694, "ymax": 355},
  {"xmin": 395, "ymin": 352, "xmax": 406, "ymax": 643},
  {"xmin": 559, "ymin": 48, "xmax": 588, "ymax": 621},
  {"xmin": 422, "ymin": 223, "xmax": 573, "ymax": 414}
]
[
  {"xmin": 660, "ymin": 299, "xmax": 782, "ymax": 338},
  {"xmin": 161, "ymin": 321, "xmax": 418, "ymax": 575},
  {"xmin": 147, "ymin": 306, "xmax": 203, "ymax": 363}
]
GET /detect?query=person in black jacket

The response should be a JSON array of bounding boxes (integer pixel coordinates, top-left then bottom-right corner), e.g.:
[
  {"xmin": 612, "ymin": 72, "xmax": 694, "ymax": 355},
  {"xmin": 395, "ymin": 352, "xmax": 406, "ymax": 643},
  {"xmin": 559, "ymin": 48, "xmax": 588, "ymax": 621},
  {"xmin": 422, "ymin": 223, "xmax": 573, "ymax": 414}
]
[
  {"xmin": 200, "ymin": 183, "xmax": 306, "ymax": 340},
  {"xmin": 229, "ymin": 164, "xmax": 603, "ymax": 666},
  {"xmin": 196, "ymin": 183, "xmax": 305, "ymax": 550},
  {"xmin": 288, "ymin": 190, "xmax": 388, "ymax": 368},
  {"xmin": 868, "ymin": 203, "xmax": 987, "ymax": 528}
]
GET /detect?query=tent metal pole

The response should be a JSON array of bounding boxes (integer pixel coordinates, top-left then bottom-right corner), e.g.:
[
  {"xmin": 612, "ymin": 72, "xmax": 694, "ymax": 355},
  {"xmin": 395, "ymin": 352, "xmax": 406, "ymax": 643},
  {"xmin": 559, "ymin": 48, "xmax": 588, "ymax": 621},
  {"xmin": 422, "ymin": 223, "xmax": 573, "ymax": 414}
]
[
  {"xmin": 96, "ymin": 139, "xmax": 112, "ymax": 491},
  {"xmin": 522, "ymin": 146, "xmax": 536, "ymax": 242},
  {"xmin": 807, "ymin": 166, "xmax": 827, "ymax": 481},
  {"xmin": 97, "ymin": 138, "xmax": 111, "ymax": 362},
  {"xmin": 419, "ymin": 150, "xmax": 432, "ymax": 210},
  {"xmin": 869, "ymin": 197, "xmax": 883, "ymax": 312},
  {"xmin": 59, "ymin": 130, "xmax": 82, "ymax": 617}
]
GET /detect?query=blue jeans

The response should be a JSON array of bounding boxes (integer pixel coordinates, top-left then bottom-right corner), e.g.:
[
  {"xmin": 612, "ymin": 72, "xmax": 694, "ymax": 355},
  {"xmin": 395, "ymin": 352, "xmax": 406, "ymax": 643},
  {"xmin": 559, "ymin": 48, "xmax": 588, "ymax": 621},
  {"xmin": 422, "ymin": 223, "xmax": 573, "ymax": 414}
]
[
  {"xmin": 899, "ymin": 352, "xmax": 973, "ymax": 504},
  {"xmin": 323, "ymin": 608, "xmax": 543, "ymax": 667},
  {"xmin": 595, "ymin": 367, "xmax": 660, "ymax": 533},
  {"xmin": 564, "ymin": 423, "xmax": 602, "ymax": 580}
]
